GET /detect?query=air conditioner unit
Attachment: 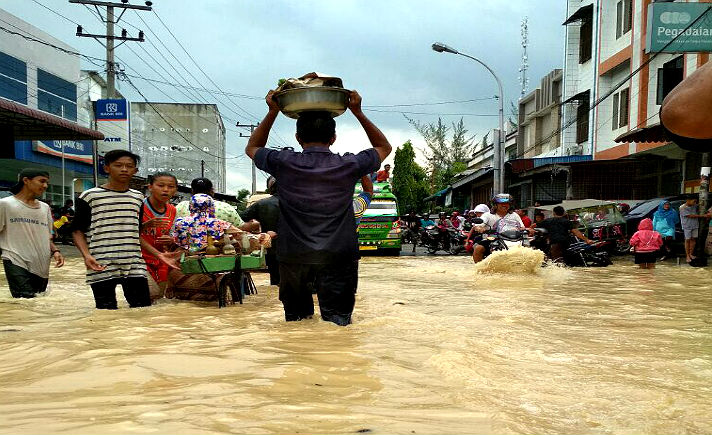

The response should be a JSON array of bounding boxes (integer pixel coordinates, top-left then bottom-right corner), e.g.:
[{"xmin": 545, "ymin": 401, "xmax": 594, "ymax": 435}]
[{"xmin": 566, "ymin": 145, "xmax": 583, "ymax": 156}]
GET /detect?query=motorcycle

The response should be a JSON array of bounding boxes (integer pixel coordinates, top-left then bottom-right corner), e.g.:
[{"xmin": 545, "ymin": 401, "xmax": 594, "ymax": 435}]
[
  {"xmin": 420, "ymin": 225, "xmax": 464, "ymax": 255},
  {"xmin": 529, "ymin": 228, "xmax": 612, "ymax": 267}
]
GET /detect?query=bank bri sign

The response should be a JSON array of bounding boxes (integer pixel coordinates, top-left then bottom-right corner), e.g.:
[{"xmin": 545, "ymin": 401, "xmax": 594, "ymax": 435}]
[
  {"xmin": 95, "ymin": 98, "xmax": 127, "ymax": 121},
  {"xmin": 646, "ymin": 3, "xmax": 712, "ymax": 53}
]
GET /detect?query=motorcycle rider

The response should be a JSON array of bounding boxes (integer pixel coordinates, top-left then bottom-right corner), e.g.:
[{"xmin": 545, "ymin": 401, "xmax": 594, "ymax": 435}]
[
  {"xmin": 471, "ymin": 194, "xmax": 524, "ymax": 263},
  {"xmin": 450, "ymin": 211, "xmax": 465, "ymax": 230},
  {"xmin": 536, "ymin": 205, "xmax": 593, "ymax": 261},
  {"xmin": 437, "ymin": 212, "xmax": 453, "ymax": 251},
  {"xmin": 402, "ymin": 210, "xmax": 422, "ymax": 252},
  {"xmin": 464, "ymin": 203, "xmax": 490, "ymax": 253}
]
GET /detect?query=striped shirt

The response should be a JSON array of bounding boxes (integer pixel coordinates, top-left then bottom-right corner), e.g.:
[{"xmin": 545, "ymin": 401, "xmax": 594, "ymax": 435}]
[{"xmin": 73, "ymin": 187, "xmax": 146, "ymax": 284}]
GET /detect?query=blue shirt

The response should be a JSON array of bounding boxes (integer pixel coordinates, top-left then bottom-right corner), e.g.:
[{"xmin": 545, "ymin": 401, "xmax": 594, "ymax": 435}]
[{"xmin": 254, "ymin": 146, "xmax": 380, "ymax": 263}]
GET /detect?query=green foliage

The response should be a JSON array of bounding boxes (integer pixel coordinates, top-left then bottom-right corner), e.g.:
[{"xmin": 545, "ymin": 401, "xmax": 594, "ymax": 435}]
[
  {"xmin": 235, "ymin": 188, "xmax": 250, "ymax": 212},
  {"xmin": 391, "ymin": 141, "xmax": 430, "ymax": 213},
  {"xmin": 406, "ymin": 116, "xmax": 475, "ymax": 192}
]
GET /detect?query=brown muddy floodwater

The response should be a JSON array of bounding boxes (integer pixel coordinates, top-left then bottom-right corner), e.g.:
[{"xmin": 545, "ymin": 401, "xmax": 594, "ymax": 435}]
[{"xmin": 0, "ymin": 250, "xmax": 710, "ymax": 435}]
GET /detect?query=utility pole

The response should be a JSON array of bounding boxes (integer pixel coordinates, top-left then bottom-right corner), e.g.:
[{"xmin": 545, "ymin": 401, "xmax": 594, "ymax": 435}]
[
  {"xmin": 71, "ymin": 0, "xmax": 152, "ymax": 98},
  {"xmin": 201, "ymin": 160, "xmax": 205, "ymax": 178},
  {"xmin": 237, "ymin": 122, "xmax": 259, "ymax": 194}
]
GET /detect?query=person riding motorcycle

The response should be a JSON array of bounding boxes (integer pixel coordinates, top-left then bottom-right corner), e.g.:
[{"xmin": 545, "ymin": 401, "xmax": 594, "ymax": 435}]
[
  {"xmin": 471, "ymin": 194, "xmax": 525, "ymax": 263},
  {"xmin": 450, "ymin": 211, "xmax": 464, "ymax": 230},
  {"xmin": 464, "ymin": 204, "xmax": 490, "ymax": 253},
  {"xmin": 437, "ymin": 212, "xmax": 454, "ymax": 250}
]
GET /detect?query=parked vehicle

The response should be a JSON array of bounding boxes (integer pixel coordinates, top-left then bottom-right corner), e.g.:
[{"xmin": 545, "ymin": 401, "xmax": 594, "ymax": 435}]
[
  {"xmin": 538, "ymin": 200, "xmax": 629, "ymax": 255},
  {"xmin": 355, "ymin": 182, "xmax": 401, "ymax": 255},
  {"xmin": 624, "ymin": 195, "xmax": 687, "ymax": 256}
]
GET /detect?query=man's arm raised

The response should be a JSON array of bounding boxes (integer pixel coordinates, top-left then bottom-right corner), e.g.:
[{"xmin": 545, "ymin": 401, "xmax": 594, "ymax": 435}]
[
  {"xmin": 349, "ymin": 90, "xmax": 392, "ymax": 162},
  {"xmin": 245, "ymin": 91, "xmax": 280, "ymax": 159}
]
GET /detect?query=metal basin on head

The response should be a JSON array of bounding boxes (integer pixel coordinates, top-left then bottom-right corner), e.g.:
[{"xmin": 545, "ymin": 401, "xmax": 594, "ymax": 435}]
[{"xmin": 273, "ymin": 86, "xmax": 350, "ymax": 119}]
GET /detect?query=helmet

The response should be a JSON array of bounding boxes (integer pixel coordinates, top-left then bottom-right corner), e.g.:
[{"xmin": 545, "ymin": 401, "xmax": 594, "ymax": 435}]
[
  {"xmin": 474, "ymin": 203, "xmax": 490, "ymax": 214},
  {"xmin": 493, "ymin": 193, "xmax": 512, "ymax": 204}
]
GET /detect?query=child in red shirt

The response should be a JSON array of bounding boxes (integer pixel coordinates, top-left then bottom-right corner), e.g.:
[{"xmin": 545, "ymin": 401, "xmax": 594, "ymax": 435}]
[{"xmin": 139, "ymin": 172, "xmax": 180, "ymax": 300}]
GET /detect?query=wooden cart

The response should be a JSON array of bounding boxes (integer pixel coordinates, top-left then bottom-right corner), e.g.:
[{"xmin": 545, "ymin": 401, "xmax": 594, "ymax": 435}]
[{"xmin": 179, "ymin": 249, "xmax": 266, "ymax": 308}]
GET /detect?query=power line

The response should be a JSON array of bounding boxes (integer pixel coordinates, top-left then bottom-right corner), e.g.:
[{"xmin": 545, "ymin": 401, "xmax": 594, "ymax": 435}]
[
  {"xmin": 363, "ymin": 97, "xmax": 497, "ymax": 108},
  {"xmin": 365, "ymin": 108, "xmax": 499, "ymax": 116}
]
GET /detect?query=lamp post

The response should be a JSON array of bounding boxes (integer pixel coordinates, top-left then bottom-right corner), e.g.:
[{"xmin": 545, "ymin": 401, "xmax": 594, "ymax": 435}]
[{"xmin": 431, "ymin": 42, "xmax": 505, "ymax": 194}]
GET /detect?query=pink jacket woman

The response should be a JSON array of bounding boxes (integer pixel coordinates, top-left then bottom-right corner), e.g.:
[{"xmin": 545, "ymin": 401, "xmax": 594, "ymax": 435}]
[{"xmin": 629, "ymin": 218, "xmax": 664, "ymax": 253}]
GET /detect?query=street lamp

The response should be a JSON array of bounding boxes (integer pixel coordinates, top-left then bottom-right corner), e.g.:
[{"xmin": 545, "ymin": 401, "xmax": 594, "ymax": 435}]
[{"xmin": 431, "ymin": 42, "xmax": 505, "ymax": 194}]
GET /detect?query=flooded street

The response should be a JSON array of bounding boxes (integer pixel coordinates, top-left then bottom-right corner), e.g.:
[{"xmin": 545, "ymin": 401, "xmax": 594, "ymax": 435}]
[{"xmin": 0, "ymin": 251, "xmax": 711, "ymax": 435}]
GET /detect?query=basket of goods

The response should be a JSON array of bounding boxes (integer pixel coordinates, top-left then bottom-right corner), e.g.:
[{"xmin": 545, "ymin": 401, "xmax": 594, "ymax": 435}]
[
  {"xmin": 272, "ymin": 72, "xmax": 350, "ymax": 119},
  {"xmin": 179, "ymin": 233, "xmax": 269, "ymax": 274}
]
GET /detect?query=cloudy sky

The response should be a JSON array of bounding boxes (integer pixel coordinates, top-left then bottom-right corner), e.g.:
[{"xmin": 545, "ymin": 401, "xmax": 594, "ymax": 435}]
[{"xmin": 3, "ymin": 0, "xmax": 567, "ymax": 194}]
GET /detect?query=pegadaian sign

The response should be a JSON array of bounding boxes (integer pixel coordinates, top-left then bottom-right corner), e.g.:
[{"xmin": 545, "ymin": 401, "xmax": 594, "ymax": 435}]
[{"xmin": 646, "ymin": 2, "xmax": 712, "ymax": 53}]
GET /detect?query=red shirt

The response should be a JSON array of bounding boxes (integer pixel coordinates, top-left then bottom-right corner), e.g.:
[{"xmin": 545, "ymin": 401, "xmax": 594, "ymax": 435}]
[
  {"xmin": 376, "ymin": 170, "xmax": 390, "ymax": 182},
  {"xmin": 521, "ymin": 215, "xmax": 532, "ymax": 228},
  {"xmin": 140, "ymin": 199, "xmax": 176, "ymax": 282}
]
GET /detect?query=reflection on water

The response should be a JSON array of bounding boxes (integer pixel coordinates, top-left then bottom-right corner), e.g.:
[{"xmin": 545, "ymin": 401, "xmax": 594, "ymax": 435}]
[{"xmin": 0, "ymin": 255, "xmax": 710, "ymax": 434}]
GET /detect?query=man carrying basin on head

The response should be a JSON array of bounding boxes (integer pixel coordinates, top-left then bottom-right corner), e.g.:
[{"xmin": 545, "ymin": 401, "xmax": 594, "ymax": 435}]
[
  {"xmin": 470, "ymin": 194, "xmax": 524, "ymax": 263},
  {"xmin": 245, "ymin": 89, "xmax": 391, "ymax": 326}
]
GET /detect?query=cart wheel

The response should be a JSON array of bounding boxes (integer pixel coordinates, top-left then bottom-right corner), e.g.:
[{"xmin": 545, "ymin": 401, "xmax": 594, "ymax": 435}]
[{"xmin": 218, "ymin": 273, "xmax": 242, "ymax": 307}]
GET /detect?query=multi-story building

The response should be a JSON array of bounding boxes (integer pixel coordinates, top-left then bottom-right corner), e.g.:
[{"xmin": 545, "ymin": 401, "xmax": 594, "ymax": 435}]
[
  {"xmin": 517, "ymin": 69, "xmax": 563, "ymax": 158},
  {"xmin": 0, "ymin": 8, "xmax": 101, "ymax": 205},
  {"xmin": 562, "ymin": 0, "xmax": 712, "ymax": 194},
  {"xmin": 130, "ymin": 102, "xmax": 226, "ymax": 192}
]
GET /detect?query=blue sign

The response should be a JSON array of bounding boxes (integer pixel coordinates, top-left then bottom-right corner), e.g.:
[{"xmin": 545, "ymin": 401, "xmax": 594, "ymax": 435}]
[
  {"xmin": 34, "ymin": 140, "xmax": 94, "ymax": 164},
  {"xmin": 95, "ymin": 99, "xmax": 128, "ymax": 121}
]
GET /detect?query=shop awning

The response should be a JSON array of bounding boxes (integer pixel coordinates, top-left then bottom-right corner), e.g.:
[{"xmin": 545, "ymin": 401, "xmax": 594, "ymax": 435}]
[
  {"xmin": 451, "ymin": 167, "xmax": 493, "ymax": 189},
  {"xmin": 509, "ymin": 155, "xmax": 593, "ymax": 174},
  {"xmin": 563, "ymin": 3, "xmax": 593, "ymax": 25},
  {"xmin": 614, "ymin": 123, "xmax": 667, "ymax": 143},
  {"xmin": 0, "ymin": 97, "xmax": 104, "ymax": 141},
  {"xmin": 424, "ymin": 186, "xmax": 451, "ymax": 202}
]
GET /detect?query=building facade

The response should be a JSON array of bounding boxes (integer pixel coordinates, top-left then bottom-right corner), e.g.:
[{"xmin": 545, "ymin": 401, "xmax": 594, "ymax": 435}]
[
  {"xmin": 0, "ymin": 8, "xmax": 94, "ymax": 205},
  {"xmin": 562, "ymin": 0, "xmax": 711, "ymax": 193},
  {"xmin": 517, "ymin": 69, "xmax": 563, "ymax": 158},
  {"xmin": 130, "ymin": 102, "xmax": 226, "ymax": 192}
]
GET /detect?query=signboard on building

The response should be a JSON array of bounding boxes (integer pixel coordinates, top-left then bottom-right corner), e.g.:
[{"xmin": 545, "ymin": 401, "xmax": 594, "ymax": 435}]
[
  {"xmin": 33, "ymin": 140, "xmax": 93, "ymax": 164},
  {"xmin": 94, "ymin": 99, "xmax": 130, "ymax": 153},
  {"xmin": 95, "ymin": 99, "xmax": 127, "ymax": 120},
  {"xmin": 646, "ymin": 3, "xmax": 712, "ymax": 53}
]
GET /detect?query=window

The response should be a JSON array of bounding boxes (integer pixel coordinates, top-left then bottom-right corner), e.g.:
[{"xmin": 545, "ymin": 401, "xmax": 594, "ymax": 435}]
[
  {"xmin": 576, "ymin": 91, "xmax": 590, "ymax": 144},
  {"xmin": 37, "ymin": 69, "xmax": 77, "ymax": 121},
  {"xmin": 656, "ymin": 56, "xmax": 684, "ymax": 105},
  {"xmin": 0, "ymin": 51, "xmax": 27, "ymax": 104},
  {"xmin": 579, "ymin": 18, "xmax": 593, "ymax": 63},
  {"xmin": 612, "ymin": 88, "xmax": 630, "ymax": 130},
  {"xmin": 616, "ymin": 0, "xmax": 633, "ymax": 39}
]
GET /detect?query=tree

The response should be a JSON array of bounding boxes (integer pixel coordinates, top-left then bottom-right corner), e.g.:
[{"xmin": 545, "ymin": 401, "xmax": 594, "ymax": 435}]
[
  {"xmin": 391, "ymin": 140, "xmax": 430, "ymax": 213},
  {"xmin": 406, "ymin": 116, "xmax": 476, "ymax": 192},
  {"xmin": 235, "ymin": 188, "xmax": 250, "ymax": 212}
]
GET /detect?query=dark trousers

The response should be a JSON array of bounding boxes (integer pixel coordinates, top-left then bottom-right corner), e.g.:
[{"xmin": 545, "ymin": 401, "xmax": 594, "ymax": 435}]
[
  {"xmin": 265, "ymin": 253, "xmax": 280, "ymax": 286},
  {"xmin": 90, "ymin": 276, "xmax": 151, "ymax": 309},
  {"xmin": 278, "ymin": 260, "xmax": 359, "ymax": 326},
  {"xmin": 3, "ymin": 260, "xmax": 48, "ymax": 298}
]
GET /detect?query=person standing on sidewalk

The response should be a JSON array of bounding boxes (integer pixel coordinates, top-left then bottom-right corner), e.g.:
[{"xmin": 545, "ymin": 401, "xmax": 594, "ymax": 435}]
[
  {"xmin": 679, "ymin": 195, "xmax": 707, "ymax": 264},
  {"xmin": 0, "ymin": 169, "xmax": 64, "ymax": 298},
  {"xmin": 245, "ymin": 89, "xmax": 391, "ymax": 326},
  {"xmin": 72, "ymin": 150, "xmax": 151, "ymax": 309}
]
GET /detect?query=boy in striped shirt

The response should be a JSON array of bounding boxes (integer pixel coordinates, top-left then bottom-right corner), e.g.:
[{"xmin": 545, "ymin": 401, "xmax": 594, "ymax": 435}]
[{"xmin": 72, "ymin": 150, "xmax": 151, "ymax": 309}]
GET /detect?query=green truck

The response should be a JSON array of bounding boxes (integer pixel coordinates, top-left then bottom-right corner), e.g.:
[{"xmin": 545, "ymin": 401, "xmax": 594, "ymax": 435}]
[{"xmin": 355, "ymin": 182, "xmax": 401, "ymax": 255}]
